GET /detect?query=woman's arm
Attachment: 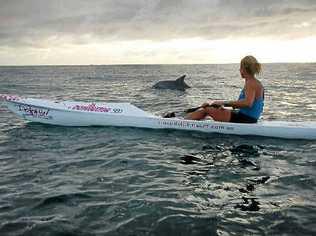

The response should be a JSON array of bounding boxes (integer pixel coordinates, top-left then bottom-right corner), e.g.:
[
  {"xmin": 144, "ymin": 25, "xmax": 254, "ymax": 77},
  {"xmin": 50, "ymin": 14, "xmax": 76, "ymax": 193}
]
[{"xmin": 213, "ymin": 82, "xmax": 256, "ymax": 108}]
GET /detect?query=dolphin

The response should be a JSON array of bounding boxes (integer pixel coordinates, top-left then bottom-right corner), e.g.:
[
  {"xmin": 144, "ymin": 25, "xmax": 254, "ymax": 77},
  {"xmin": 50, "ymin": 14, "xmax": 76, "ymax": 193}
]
[{"xmin": 152, "ymin": 75, "xmax": 191, "ymax": 91}]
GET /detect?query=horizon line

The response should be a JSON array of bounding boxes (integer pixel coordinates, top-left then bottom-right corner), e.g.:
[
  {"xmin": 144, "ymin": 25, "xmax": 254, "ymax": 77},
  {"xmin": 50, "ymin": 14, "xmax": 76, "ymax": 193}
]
[{"xmin": 0, "ymin": 61, "xmax": 315, "ymax": 67}]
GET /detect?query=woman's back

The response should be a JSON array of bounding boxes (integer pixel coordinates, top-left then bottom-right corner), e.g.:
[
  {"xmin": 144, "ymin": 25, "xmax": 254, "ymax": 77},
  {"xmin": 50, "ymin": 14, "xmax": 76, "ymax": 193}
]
[{"xmin": 239, "ymin": 79, "xmax": 264, "ymax": 120}]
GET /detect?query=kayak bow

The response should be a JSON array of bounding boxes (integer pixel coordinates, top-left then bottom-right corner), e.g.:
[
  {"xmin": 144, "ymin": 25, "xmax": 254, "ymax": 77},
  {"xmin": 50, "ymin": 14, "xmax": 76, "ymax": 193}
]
[{"xmin": 1, "ymin": 94, "xmax": 316, "ymax": 140}]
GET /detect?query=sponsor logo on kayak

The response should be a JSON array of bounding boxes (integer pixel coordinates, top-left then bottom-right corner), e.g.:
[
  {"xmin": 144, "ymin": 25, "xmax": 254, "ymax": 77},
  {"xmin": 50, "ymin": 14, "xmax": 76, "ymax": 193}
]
[
  {"xmin": 0, "ymin": 94, "xmax": 21, "ymax": 101},
  {"xmin": 70, "ymin": 103, "xmax": 123, "ymax": 113},
  {"xmin": 17, "ymin": 104, "xmax": 52, "ymax": 120},
  {"xmin": 158, "ymin": 120, "xmax": 235, "ymax": 131}
]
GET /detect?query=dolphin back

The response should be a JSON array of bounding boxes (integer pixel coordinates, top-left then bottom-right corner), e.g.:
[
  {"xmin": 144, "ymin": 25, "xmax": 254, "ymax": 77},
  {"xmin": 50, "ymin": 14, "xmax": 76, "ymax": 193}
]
[
  {"xmin": 152, "ymin": 74, "xmax": 190, "ymax": 90},
  {"xmin": 176, "ymin": 75, "xmax": 190, "ymax": 89}
]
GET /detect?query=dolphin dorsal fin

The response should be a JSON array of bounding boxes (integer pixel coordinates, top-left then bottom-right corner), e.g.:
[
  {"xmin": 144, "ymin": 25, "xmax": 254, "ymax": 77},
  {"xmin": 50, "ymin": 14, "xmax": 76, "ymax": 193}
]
[{"xmin": 176, "ymin": 75, "xmax": 186, "ymax": 84}]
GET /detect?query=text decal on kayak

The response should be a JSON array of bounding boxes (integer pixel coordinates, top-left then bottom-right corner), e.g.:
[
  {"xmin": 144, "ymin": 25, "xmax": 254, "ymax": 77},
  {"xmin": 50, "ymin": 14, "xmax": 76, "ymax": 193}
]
[
  {"xmin": 70, "ymin": 103, "xmax": 123, "ymax": 113},
  {"xmin": 158, "ymin": 120, "xmax": 235, "ymax": 131},
  {"xmin": 16, "ymin": 104, "xmax": 52, "ymax": 120}
]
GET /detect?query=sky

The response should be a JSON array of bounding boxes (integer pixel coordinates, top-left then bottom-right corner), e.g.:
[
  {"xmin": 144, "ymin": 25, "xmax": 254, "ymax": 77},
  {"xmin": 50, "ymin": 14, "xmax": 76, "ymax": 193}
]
[{"xmin": 0, "ymin": 0, "xmax": 315, "ymax": 65}]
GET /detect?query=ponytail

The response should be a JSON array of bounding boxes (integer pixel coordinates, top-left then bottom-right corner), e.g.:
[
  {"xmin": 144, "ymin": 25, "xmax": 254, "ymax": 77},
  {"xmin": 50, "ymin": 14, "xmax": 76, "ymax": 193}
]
[{"xmin": 241, "ymin": 55, "xmax": 261, "ymax": 76}]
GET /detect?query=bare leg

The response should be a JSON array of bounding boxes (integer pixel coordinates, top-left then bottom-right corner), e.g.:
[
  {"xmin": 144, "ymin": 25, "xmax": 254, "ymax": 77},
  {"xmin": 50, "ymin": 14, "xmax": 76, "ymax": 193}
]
[
  {"xmin": 205, "ymin": 107, "xmax": 232, "ymax": 122},
  {"xmin": 187, "ymin": 107, "xmax": 232, "ymax": 122},
  {"xmin": 186, "ymin": 108, "xmax": 207, "ymax": 120}
]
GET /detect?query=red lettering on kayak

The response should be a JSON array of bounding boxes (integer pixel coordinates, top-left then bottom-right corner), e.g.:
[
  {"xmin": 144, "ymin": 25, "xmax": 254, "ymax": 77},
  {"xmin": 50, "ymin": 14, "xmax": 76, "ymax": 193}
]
[{"xmin": 0, "ymin": 95, "xmax": 21, "ymax": 101}]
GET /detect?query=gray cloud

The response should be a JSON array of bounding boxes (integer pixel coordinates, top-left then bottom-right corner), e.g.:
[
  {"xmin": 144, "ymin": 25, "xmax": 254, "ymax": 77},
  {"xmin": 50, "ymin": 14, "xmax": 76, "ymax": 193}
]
[{"xmin": 0, "ymin": 0, "xmax": 315, "ymax": 47}]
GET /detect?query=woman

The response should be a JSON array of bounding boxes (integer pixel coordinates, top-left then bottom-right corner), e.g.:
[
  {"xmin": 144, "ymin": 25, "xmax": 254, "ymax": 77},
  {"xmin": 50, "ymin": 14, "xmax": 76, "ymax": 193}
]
[{"xmin": 187, "ymin": 55, "xmax": 264, "ymax": 123}]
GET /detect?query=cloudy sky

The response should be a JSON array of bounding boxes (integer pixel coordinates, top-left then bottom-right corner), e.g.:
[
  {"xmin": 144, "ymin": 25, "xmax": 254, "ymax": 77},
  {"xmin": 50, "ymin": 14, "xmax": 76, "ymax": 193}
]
[{"xmin": 0, "ymin": 0, "xmax": 315, "ymax": 65}]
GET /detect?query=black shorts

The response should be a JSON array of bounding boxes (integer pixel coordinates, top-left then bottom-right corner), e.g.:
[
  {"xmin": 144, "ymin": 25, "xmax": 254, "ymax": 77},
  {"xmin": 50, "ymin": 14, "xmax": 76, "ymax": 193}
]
[{"xmin": 230, "ymin": 111, "xmax": 257, "ymax": 123}]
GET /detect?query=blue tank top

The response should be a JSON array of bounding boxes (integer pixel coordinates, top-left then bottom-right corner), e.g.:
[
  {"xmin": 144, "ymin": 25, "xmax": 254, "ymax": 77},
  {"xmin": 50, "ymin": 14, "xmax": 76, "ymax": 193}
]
[{"xmin": 238, "ymin": 88, "xmax": 264, "ymax": 120}]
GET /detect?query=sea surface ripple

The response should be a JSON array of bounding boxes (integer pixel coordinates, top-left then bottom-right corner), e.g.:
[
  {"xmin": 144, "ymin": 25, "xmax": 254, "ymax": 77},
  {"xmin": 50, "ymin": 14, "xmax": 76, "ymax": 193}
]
[{"xmin": 0, "ymin": 64, "xmax": 316, "ymax": 235}]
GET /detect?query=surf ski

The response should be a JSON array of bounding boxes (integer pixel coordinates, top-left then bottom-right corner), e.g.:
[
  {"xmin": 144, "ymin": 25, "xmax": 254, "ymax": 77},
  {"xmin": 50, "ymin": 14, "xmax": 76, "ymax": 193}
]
[{"xmin": 1, "ymin": 94, "xmax": 316, "ymax": 140}]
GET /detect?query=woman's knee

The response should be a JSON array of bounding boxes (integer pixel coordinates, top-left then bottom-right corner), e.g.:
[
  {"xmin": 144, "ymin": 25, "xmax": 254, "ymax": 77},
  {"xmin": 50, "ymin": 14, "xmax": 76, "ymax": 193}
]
[
  {"xmin": 204, "ymin": 107, "xmax": 218, "ymax": 116},
  {"xmin": 205, "ymin": 107, "xmax": 231, "ymax": 122},
  {"xmin": 186, "ymin": 109, "xmax": 207, "ymax": 120}
]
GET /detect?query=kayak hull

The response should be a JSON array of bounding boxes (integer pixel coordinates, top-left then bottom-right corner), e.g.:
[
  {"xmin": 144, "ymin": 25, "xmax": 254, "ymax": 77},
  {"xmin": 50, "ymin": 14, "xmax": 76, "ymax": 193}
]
[{"xmin": 2, "ymin": 95, "xmax": 316, "ymax": 140}]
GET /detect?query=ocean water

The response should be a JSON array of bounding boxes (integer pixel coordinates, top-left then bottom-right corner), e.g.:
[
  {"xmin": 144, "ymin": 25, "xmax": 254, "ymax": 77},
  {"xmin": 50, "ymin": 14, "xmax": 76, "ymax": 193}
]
[{"xmin": 0, "ymin": 64, "xmax": 316, "ymax": 235}]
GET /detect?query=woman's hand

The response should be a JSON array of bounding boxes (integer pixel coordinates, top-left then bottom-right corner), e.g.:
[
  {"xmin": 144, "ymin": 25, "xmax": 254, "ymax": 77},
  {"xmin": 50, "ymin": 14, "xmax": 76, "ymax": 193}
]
[
  {"xmin": 202, "ymin": 100, "xmax": 224, "ymax": 109},
  {"xmin": 201, "ymin": 102, "xmax": 210, "ymax": 108},
  {"xmin": 211, "ymin": 100, "xmax": 224, "ymax": 106}
]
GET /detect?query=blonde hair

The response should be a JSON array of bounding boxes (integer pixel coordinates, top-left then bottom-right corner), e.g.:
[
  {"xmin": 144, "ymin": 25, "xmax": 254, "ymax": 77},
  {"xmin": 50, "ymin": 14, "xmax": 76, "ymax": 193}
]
[{"xmin": 240, "ymin": 55, "xmax": 261, "ymax": 76}]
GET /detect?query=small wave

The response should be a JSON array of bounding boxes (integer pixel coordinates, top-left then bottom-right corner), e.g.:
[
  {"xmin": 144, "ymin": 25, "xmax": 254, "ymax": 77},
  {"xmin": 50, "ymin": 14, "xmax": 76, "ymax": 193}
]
[
  {"xmin": 35, "ymin": 192, "xmax": 92, "ymax": 208},
  {"xmin": 71, "ymin": 76, "xmax": 108, "ymax": 80}
]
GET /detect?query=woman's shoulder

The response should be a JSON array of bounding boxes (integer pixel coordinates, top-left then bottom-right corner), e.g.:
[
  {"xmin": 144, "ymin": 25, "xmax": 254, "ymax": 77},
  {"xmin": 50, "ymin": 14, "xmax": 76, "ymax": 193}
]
[
  {"xmin": 256, "ymin": 79, "xmax": 264, "ymax": 90},
  {"xmin": 245, "ymin": 78, "xmax": 256, "ymax": 87},
  {"xmin": 247, "ymin": 78, "xmax": 263, "ymax": 88}
]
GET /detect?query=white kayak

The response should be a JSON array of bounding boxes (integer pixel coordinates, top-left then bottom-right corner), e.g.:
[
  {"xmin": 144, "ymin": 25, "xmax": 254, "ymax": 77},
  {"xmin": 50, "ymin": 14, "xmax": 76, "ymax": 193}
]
[{"xmin": 1, "ymin": 94, "xmax": 316, "ymax": 140}]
